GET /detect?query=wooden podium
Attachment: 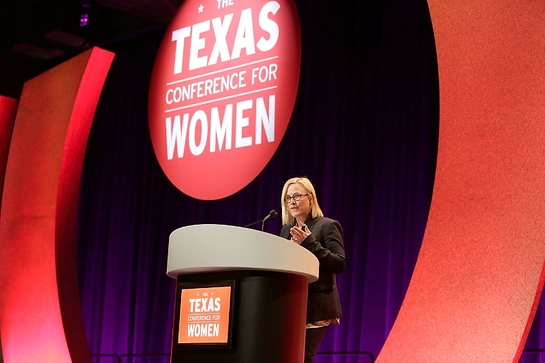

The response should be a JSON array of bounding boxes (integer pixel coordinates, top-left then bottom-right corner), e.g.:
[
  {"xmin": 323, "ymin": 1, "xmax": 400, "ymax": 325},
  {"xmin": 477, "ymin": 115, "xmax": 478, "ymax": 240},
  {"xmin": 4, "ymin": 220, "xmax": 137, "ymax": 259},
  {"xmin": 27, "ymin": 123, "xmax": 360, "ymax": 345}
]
[{"xmin": 167, "ymin": 224, "xmax": 319, "ymax": 363}]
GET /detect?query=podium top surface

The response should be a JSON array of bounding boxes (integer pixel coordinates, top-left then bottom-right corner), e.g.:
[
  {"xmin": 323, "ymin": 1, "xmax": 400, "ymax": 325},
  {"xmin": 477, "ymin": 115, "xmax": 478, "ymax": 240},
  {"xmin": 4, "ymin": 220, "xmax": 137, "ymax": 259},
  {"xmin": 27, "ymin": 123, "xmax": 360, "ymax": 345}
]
[{"xmin": 167, "ymin": 224, "xmax": 319, "ymax": 282}]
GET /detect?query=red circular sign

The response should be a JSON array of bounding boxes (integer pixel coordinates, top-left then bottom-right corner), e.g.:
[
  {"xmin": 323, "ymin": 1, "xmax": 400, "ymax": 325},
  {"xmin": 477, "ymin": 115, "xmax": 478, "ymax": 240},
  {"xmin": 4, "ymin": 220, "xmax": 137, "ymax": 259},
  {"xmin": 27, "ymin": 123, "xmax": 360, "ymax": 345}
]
[{"xmin": 149, "ymin": 0, "xmax": 301, "ymax": 200}]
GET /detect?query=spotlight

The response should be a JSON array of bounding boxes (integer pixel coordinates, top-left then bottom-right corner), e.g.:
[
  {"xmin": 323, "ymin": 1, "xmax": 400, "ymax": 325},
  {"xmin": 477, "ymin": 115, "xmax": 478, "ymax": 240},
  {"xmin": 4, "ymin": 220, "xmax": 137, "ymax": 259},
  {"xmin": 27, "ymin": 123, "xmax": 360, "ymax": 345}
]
[
  {"xmin": 79, "ymin": 0, "xmax": 92, "ymax": 27},
  {"xmin": 80, "ymin": 13, "xmax": 89, "ymax": 27}
]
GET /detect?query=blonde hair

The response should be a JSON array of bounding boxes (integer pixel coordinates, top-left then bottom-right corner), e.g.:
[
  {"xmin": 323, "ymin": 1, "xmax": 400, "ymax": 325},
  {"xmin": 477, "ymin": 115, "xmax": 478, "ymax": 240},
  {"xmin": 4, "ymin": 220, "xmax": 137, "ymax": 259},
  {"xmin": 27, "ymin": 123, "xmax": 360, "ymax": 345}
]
[{"xmin": 280, "ymin": 176, "xmax": 324, "ymax": 225}]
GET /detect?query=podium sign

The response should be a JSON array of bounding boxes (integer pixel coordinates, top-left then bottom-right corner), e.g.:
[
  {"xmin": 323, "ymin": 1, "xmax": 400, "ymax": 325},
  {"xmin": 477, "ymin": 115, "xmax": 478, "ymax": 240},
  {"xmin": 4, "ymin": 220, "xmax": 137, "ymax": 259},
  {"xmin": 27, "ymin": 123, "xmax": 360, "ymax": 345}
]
[{"xmin": 178, "ymin": 285, "xmax": 232, "ymax": 344}]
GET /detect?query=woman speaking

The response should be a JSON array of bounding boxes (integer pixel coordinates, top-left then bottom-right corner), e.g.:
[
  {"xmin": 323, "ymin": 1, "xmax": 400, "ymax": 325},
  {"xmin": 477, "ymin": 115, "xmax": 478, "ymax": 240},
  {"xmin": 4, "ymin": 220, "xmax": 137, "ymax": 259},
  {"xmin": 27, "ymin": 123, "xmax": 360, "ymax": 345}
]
[{"xmin": 279, "ymin": 176, "xmax": 346, "ymax": 363}]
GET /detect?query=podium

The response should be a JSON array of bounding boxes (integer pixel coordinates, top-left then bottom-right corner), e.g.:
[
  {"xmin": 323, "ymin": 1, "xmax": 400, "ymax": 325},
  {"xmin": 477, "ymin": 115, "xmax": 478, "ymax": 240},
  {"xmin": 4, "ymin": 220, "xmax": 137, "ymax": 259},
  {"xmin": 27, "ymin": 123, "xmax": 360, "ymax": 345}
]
[{"xmin": 167, "ymin": 224, "xmax": 319, "ymax": 363}]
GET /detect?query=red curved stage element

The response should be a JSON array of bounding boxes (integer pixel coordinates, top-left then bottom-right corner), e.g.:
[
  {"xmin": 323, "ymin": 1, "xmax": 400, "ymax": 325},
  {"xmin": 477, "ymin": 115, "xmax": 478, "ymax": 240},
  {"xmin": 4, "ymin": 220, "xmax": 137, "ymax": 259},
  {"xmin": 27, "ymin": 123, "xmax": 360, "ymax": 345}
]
[
  {"xmin": 0, "ymin": 96, "xmax": 18, "ymax": 197},
  {"xmin": 0, "ymin": 48, "xmax": 114, "ymax": 363},
  {"xmin": 377, "ymin": 1, "xmax": 545, "ymax": 362}
]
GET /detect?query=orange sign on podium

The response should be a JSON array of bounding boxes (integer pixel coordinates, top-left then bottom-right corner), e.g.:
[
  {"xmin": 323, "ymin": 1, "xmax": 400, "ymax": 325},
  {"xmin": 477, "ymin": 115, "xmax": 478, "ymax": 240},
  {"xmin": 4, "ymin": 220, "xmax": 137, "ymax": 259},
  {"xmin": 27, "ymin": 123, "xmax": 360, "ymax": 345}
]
[{"xmin": 178, "ymin": 286, "xmax": 232, "ymax": 344}]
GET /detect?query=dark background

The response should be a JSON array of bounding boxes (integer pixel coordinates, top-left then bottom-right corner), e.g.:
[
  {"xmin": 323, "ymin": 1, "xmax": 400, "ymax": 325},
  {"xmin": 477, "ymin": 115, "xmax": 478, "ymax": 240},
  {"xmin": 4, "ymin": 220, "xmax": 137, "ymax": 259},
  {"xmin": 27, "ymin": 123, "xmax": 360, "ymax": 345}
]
[{"xmin": 2, "ymin": 0, "xmax": 545, "ymax": 361}]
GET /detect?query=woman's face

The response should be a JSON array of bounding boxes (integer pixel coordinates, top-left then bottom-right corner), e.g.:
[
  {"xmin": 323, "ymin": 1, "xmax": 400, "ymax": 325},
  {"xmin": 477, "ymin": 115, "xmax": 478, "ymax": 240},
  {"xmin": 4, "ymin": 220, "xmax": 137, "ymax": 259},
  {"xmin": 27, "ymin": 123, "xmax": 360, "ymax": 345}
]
[{"xmin": 285, "ymin": 183, "xmax": 311, "ymax": 223}]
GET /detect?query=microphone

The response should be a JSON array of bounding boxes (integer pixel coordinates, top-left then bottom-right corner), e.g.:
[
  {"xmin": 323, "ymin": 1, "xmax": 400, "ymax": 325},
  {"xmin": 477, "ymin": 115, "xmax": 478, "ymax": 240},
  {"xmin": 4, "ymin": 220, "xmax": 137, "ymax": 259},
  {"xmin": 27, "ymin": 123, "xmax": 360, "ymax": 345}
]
[
  {"xmin": 243, "ymin": 210, "xmax": 278, "ymax": 231},
  {"xmin": 261, "ymin": 209, "xmax": 278, "ymax": 231}
]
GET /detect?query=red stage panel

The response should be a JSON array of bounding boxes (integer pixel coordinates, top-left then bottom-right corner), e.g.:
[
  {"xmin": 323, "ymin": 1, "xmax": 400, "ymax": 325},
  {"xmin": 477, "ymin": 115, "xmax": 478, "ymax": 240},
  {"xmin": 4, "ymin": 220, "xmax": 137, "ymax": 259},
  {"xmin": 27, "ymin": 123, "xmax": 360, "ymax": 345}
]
[
  {"xmin": 0, "ymin": 96, "xmax": 18, "ymax": 197},
  {"xmin": 377, "ymin": 1, "xmax": 545, "ymax": 362},
  {"xmin": 0, "ymin": 48, "xmax": 114, "ymax": 363}
]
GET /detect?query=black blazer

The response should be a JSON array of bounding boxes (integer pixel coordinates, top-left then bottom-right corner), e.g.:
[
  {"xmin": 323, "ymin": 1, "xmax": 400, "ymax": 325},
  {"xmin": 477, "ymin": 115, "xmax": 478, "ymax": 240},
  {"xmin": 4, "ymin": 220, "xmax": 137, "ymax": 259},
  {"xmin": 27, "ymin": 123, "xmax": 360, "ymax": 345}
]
[{"xmin": 280, "ymin": 215, "xmax": 346, "ymax": 322}]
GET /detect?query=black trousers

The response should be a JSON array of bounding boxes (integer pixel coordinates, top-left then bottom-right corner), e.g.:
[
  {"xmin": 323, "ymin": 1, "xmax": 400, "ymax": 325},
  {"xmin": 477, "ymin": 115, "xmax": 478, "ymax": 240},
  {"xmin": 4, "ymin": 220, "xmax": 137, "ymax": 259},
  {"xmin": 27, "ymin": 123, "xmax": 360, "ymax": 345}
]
[{"xmin": 304, "ymin": 326, "xmax": 330, "ymax": 363}]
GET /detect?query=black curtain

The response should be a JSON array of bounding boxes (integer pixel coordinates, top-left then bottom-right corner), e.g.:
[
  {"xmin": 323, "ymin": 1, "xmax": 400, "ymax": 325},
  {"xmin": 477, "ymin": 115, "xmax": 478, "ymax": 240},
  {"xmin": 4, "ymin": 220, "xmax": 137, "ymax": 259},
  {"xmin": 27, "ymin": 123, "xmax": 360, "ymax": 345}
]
[{"xmin": 78, "ymin": 0, "xmax": 545, "ymax": 362}]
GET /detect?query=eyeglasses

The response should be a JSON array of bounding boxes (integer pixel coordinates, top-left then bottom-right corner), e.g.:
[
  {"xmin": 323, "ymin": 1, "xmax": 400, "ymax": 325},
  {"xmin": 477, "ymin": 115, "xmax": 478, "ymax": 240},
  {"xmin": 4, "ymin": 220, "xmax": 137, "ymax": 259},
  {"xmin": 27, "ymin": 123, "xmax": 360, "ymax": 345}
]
[{"xmin": 284, "ymin": 193, "xmax": 309, "ymax": 203}]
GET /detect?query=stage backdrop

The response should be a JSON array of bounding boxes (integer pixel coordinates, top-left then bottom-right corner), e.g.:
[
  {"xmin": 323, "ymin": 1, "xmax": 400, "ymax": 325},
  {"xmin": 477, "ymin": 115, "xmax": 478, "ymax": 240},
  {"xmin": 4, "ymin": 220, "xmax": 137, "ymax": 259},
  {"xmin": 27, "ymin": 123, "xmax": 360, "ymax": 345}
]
[{"xmin": 76, "ymin": 0, "xmax": 545, "ymax": 362}]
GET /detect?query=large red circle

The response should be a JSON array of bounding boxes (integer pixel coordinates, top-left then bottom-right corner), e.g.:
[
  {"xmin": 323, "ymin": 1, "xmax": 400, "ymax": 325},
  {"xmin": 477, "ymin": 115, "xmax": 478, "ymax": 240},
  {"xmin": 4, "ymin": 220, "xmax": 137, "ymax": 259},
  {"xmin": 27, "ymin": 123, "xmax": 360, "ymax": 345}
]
[{"xmin": 149, "ymin": 0, "xmax": 300, "ymax": 200}]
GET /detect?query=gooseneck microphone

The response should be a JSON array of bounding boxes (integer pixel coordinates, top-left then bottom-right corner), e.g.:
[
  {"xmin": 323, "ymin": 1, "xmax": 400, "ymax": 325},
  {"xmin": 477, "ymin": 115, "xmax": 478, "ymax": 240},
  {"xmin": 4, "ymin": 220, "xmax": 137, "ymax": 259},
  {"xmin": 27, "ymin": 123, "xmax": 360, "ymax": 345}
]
[
  {"xmin": 261, "ymin": 209, "xmax": 278, "ymax": 231},
  {"xmin": 243, "ymin": 210, "xmax": 278, "ymax": 231}
]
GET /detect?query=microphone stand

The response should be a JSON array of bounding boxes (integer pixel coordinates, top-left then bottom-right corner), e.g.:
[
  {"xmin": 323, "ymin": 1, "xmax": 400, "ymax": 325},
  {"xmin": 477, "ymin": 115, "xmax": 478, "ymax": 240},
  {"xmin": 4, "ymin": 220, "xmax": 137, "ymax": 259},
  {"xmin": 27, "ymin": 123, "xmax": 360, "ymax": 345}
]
[
  {"xmin": 261, "ymin": 215, "xmax": 270, "ymax": 231},
  {"xmin": 243, "ymin": 218, "xmax": 265, "ymax": 228},
  {"xmin": 243, "ymin": 210, "xmax": 278, "ymax": 230}
]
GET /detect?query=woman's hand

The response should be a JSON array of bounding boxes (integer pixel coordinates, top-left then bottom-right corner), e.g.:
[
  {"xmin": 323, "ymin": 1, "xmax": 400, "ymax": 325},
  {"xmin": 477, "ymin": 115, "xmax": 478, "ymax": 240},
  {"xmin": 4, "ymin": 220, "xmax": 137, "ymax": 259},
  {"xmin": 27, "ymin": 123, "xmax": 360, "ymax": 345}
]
[{"xmin": 290, "ymin": 225, "xmax": 311, "ymax": 244}]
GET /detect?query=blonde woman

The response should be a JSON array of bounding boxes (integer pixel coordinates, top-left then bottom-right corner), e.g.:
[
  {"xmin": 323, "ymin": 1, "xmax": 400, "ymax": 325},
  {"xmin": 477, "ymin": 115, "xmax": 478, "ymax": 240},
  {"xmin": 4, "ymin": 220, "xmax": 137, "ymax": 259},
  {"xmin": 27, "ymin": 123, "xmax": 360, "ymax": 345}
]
[{"xmin": 280, "ymin": 176, "xmax": 346, "ymax": 363}]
